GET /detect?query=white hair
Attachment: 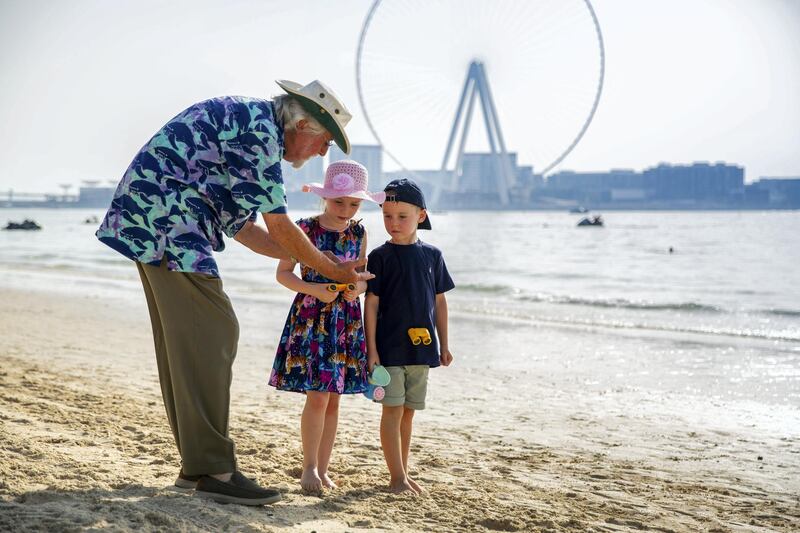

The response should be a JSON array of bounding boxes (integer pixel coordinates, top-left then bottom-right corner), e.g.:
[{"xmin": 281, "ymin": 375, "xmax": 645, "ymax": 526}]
[{"xmin": 273, "ymin": 94, "xmax": 327, "ymax": 134}]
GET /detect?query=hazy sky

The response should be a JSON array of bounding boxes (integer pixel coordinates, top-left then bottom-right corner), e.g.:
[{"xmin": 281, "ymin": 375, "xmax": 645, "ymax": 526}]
[{"xmin": 0, "ymin": 0, "xmax": 798, "ymax": 193}]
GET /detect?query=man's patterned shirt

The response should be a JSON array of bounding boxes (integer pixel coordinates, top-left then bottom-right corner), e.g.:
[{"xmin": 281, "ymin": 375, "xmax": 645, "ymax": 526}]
[{"xmin": 96, "ymin": 96, "xmax": 287, "ymax": 277}]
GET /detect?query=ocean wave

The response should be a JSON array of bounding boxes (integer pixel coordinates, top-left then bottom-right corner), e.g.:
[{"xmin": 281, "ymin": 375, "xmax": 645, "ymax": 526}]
[
  {"xmin": 3, "ymin": 254, "xmax": 128, "ymax": 268},
  {"xmin": 516, "ymin": 293, "xmax": 721, "ymax": 313},
  {"xmin": 451, "ymin": 303, "xmax": 800, "ymax": 342},
  {"xmin": 611, "ymin": 322, "xmax": 800, "ymax": 342},
  {"xmin": 457, "ymin": 283, "xmax": 515, "ymax": 294},
  {"xmin": 762, "ymin": 308, "xmax": 800, "ymax": 318},
  {"xmin": 458, "ymin": 282, "xmax": 721, "ymax": 313}
]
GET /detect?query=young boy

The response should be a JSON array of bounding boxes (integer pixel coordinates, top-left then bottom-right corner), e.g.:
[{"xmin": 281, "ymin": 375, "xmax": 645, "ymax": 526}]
[{"xmin": 364, "ymin": 178, "xmax": 454, "ymax": 495}]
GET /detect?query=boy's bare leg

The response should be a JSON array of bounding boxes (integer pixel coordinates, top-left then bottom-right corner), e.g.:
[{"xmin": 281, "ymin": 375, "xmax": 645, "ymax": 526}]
[
  {"xmin": 400, "ymin": 407, "xmax": 422, "ymax": 493},
  {"xmin": 300, "ymin": 391, "xmax": 329, "ymax": 492},
  {"xmin": 381, "ymin": 405, "xmax": 418, "ymax": 494},
  {"xmin": 317, "ymin": 393, "xmax": 340, "ymax": 489}
]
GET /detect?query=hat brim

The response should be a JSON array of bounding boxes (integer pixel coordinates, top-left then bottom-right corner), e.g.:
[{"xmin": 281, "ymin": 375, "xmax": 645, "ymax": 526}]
[
  {"xmin": 304, "ymin": 183, "xmax": 385, "ymax": 204},
  {"xmin": 276, "ymin": 80, "xmax": 350, "ymax": 155}
]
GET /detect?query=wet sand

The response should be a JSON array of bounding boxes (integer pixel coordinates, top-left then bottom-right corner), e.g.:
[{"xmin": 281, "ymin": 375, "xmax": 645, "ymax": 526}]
[{"xmin": 1, "ymin": 287, "xmax": 798, "ymax": 532}]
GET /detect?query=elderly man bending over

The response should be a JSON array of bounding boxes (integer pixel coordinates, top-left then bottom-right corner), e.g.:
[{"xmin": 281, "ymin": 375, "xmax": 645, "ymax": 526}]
[{"xmin": 97, "ymin": 80, "xmax": 365, "ymax": 506}]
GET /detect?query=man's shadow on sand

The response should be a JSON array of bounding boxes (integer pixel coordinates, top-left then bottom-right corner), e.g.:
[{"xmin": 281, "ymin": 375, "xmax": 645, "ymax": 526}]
[{"xmin": 1, "ymin": 484, "xmax": 386, "ymax": 530}]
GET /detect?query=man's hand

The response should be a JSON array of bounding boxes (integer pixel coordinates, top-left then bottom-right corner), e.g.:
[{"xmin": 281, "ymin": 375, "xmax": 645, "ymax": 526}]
[
  {"xmin": 440, "ymin": 349, "xmax": 454, "ymax": 367},
  {"xmin": 264, "ymin": 214, "xmax": 373, "ymax": 284},
  {"xmin": 331, "ymin": 258, "xmax": 375, "ymax": 284}
]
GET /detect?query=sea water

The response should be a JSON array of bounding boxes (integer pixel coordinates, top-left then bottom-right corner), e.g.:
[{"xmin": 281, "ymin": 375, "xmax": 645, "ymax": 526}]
[{"xmin": 1, "ymin": 208, "xmax": 798, "ymax": 441}]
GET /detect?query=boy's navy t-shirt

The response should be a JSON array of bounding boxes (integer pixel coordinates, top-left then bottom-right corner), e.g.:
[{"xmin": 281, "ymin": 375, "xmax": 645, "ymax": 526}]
[{"xmin": 367, "ymin": 240, "xmax": 455, "ymax": 368}]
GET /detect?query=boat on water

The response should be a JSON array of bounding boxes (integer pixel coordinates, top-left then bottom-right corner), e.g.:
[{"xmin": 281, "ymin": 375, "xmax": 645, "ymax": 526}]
[
  {"xmin": 577, "ymin": 215, "xmax": 603, "ymax": 227},
  {"xmin": 569, "ymin": 206, "xmax": 589, "ymax": 214},
  {"xmin": 3, "ymin": 219, "xmax": 42, "ymax": 230}
]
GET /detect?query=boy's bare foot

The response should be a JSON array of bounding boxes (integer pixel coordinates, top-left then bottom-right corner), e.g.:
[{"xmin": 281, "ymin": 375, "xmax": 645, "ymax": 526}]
[
  {"xmin": 320, "ymin": 473, "xmax": 337, "ymax": 489},
  {"xmin": 300, "ymin": 467, "xmax": 323, "ymax": 493},
  {"xmin": 389, "ymin": 478, "xmax": 419, "ymax": 495},
  {"xmin": 407, "ymin": 477, "xmax": 423, "ymax": 493}
]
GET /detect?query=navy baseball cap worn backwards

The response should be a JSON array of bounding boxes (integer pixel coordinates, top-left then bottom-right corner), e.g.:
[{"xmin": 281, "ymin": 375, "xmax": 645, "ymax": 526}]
[{"xmin": 383, "ymin": 178, "xmax": 432, "ymax": 230}]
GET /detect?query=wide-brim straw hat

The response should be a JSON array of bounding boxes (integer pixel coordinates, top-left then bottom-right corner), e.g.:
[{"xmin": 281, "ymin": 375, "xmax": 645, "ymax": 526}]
[
  {"xmin": 303, "ymin": 159, "xmax": 386, "ymax": 204},
  {"xmin": 276, "ymin": 79, "xmax": 352, "ymax": 154}
]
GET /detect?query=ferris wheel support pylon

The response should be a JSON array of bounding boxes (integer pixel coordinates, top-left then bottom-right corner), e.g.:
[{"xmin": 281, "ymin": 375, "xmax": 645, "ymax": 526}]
[
  {"xmin": 434, "ymin": 61, "xmax": 516, "ymax": 206},
  {"xmin": 357, "ymin": 0, "xmax": 606, "ymax": 207}
]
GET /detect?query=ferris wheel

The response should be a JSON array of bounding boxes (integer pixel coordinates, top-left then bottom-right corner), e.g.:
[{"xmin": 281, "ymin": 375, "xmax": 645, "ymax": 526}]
[{"xmin": 356, "ymin": 0, "xmax": 605, "ymax": 205}]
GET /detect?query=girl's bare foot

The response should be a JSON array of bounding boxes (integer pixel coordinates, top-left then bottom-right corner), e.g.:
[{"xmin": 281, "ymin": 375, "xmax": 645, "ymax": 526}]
[
  {"xmin": 389, "ymin": 478, "xmax": 419, "ymax": 495},
  {"xmin": 300, "ymin": 467, "xmax": 323, "ymax": 492},
  {"xmin": 320, "ymin": 472, "xmax": 337, "ymax": 489},
  {"xmin": 407, "ymin": 477, "xmax": 423, "ymax": 493}
]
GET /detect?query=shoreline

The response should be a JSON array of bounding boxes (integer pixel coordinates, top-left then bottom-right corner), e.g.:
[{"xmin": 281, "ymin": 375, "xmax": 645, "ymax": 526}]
[{"xmin": 1, "ymin": 287, "xmax": 799, "ymax": 531}]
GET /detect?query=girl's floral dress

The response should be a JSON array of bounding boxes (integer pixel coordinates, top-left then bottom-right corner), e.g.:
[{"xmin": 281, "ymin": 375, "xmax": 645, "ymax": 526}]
[{"xmin": 269, "ymin": 216, "xmax": 368, "ymax": 394}]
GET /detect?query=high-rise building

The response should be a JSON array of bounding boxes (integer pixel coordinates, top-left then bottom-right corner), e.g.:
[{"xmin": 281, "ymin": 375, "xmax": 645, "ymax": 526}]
[
  {"xmin": 544, "ymin": 162, "xmax": 745, "ymax": 206},
  {"xmin": 459, "ymin": 152, "xmax": 518, "ymax": 195},
  {"xmin": 747, "ymin": 177, "xmax": 800, "ymax": 207},
  {"xmin": 643, "ymin": 162, "xmax": 744, "ymax": 202},
  {"xmin": 546, "ymin": 168, "xmax": 642, "ymax": 203}
]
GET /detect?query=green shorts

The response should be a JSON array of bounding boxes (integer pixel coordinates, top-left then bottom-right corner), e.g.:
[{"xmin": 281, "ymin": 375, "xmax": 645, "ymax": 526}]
[{"xmin": 380, "ymin": 365, "xmax": 430, "ymax": 410}]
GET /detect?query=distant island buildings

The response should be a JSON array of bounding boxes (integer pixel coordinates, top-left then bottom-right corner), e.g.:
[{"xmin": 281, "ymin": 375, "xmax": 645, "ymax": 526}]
[
  {"xmin": 322, "ymin": 146, "xmax": 800, "ymax": 210},
  {"xmin": 2, "ymin": 145, "xmax": 799, "ymax": 210}
]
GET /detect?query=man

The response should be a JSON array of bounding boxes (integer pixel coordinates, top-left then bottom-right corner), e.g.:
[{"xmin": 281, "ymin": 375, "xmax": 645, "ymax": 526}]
[{"xmin": 96, "ymin": 79, "xmax": 368, "ymax": 506}]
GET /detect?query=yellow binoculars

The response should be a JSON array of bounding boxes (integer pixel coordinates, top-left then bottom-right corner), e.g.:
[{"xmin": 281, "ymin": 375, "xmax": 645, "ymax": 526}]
[
  {"xmin": 326, "ymin": 283, "xmax": 356, "ymax": 292},
  {"xmin": 407, "ymin": 328, "xmax": 432, "ymax": 346}
]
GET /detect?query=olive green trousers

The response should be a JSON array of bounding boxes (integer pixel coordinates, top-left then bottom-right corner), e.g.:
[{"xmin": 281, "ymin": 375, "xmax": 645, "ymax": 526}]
[{"xmin": 136, "ymin": 259, "xmax": 238, "ymax": 476}]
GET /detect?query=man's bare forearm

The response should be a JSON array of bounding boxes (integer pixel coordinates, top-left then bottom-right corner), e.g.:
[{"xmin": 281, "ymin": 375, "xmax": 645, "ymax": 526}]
[
  {"xmin": 263, "ymin": 213, "xmax": 367, "ymax": 283},
  {"xmin": 264, "ymin": 213, "xmax": 332, "ymax": 274},
  {"xmin": 233, "ymin": 220, "xmax": 290, "ymax": 259}
]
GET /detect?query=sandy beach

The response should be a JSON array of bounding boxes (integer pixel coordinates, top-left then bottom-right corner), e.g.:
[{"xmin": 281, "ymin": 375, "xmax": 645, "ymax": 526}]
[{"xmin": 1, "ymin": 285, "xmax": 798, "ymax": 532}]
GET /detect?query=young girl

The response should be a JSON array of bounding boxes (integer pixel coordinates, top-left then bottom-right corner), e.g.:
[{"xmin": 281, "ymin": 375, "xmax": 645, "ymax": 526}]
[{"xmin": 269, "ymin": 160, "xmax": 385, "ymax": 492}]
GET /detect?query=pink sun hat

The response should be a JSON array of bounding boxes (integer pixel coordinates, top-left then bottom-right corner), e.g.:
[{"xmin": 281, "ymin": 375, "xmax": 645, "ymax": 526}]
[{"xmin": 302, "ymin": 160, "xmax": 386, "ymax": 204}]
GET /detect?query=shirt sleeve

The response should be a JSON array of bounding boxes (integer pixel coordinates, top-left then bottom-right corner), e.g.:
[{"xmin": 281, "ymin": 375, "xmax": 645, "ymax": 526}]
[
  {"xmin": 434, "ymin": 250, "xmax": 455, "ymax": 294},
  {"xmin": 222, "ymin": 129, "xmax": 288, "ymax": 215},
  {"xmin": 366, "ymin": 250, "xmax": 383, "ymax": 296}
]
